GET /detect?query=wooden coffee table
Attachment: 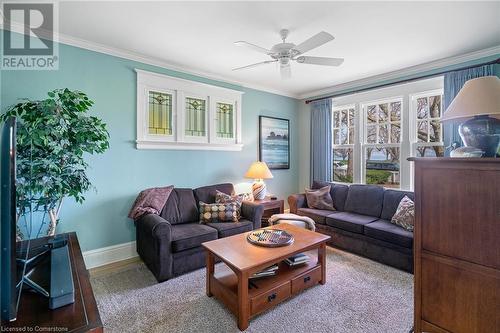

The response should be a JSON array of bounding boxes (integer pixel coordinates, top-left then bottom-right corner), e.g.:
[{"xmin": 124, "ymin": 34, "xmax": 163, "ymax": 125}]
[{"xmin": 202, "ymin": 224, "xmax": 330, "ymax": 330}]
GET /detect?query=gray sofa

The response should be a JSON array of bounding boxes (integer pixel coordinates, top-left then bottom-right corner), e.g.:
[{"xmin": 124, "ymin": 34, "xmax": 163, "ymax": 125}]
[
  {"xmin": 135, "ymin": 183, "xmax": 264, "ymax": 282},
  {"xmin": 289, "ymin": 181, "xmax": 414, "ymax": 273}
]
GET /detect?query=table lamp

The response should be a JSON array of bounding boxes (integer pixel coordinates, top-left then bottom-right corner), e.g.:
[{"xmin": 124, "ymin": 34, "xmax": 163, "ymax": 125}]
[
  {"xmin": 244, "ymin": 161, "xmax": 273, "ymax": 200},
  {"xmin": 440, "ymin": 76, "xmax": 500, "ymax": 157}
]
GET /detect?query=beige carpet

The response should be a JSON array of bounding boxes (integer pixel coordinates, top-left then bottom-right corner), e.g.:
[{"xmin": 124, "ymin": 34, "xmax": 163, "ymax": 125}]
[{"xmin": 90, "ymin": 247, "xmax": 413, "ymax": 333}]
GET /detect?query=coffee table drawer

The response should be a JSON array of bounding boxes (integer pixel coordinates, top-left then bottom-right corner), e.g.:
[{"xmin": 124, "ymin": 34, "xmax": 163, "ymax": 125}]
[
  {"xmin": 291, "ymin": 266, "xmax": 321, "ymax": 294},
  {"xmin": 250, "ymin": 281, "xmax": 291, "ymax": 316}
]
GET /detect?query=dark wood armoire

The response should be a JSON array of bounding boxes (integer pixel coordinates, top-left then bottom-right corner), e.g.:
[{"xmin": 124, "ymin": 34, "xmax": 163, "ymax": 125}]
[{"xmin": 410, "ymin": 157, "xmax": 500, "ymax": 333}]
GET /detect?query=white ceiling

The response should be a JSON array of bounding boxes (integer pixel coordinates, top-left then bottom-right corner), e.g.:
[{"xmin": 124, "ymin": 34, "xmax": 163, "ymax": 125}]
[{"xmin": 55, "ymin": 1, "xmax": 500, "ymax": 98}]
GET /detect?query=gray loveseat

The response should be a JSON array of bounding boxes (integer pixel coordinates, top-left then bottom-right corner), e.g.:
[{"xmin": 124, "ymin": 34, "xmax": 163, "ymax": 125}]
[
  {"xmin": 135, "ymin": 183, "xmax": 264, "ymax": 282},
  {"xmin": 289, "ymin": 181, "xmax": 414, "ymax": 272}
]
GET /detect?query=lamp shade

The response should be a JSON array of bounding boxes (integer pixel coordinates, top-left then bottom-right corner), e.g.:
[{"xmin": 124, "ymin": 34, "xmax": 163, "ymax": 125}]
[
  {"xmin": 244, "ymin": 161, "xmax": 273, "ymax": 179},
  {"xmin": 441, "ymin": 76, "xmax": 500, "ymax": 122}
]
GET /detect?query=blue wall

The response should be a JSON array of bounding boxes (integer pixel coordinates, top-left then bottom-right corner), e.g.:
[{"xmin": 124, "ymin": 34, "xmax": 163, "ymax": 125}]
[{"xmin": 0, "ymin": 42, "xmax": 301, "ymax": 251}]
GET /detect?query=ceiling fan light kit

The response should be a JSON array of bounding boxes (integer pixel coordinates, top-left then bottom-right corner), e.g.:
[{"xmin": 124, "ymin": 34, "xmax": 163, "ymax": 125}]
[{"xmin": 233, "ymin": 29, "xmax": 344, "ymax": 79}]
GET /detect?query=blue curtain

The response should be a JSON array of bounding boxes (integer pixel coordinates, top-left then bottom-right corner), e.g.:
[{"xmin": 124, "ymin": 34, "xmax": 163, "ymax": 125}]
[
  {"xmin": 443, "ymin": 64, "xmax": 495, "ymax": 155},
  {"xmin": 310, "ymin": 99, "xmax": 332, "ymax": 183}
]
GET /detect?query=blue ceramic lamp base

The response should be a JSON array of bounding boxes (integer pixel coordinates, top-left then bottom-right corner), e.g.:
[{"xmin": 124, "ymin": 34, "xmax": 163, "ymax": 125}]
[{"xmin": 459, "ymin": 115, "xmax": 500, "ymax": 157}]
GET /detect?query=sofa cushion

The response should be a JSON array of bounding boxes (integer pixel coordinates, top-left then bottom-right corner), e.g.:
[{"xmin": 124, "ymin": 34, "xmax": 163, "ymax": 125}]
[
  {"xmin": 297, "ymin": 208, "xmax": 337, "ymax": 225},
  {"xmin": 171, "ymin": 223, "xmax": 218, "ymax": 252},
  {"xmin": 305, "ymin": 185, "xmax": 335, "ymax": 210},
  {"xmin": 344, "ymin": 184, "xmax": 384, "ymax": 217},
  {"xmin": 205, "ymin": 219, "xmax": 253, "ymax": 238},
  {"xmin": 380, "ymin": 189, "xmax": 415, "ymax": 220},
  {"xmin": 312, "ymin": 180, "xmax": 349, "ymax": 211},
  {"xmin": 194, "ymin": 183, "xmax": 234, "ymax": 204},
  {"xmin": 325, "ymin": 212, "xmax": 378, "ymax": 234},
  {"xmin": 160, "ymin": 188, "xmax": 199, "ymax": 224},
  {"xmin": 364, "ymin": 219, "xmax": 413, "ymax": 248}
]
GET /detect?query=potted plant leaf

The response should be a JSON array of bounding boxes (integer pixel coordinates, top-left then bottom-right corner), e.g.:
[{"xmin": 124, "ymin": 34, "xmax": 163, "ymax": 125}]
[{"xmin": 0, "ymin": 89, "xmax": 109, "ymax": 237}]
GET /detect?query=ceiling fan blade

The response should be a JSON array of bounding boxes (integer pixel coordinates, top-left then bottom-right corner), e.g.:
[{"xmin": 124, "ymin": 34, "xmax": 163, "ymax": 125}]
[
  {"xmin": 293, "ymin": 31, "xmax": 334, "ymax": 55},
  {"xmin": 232, "ymin": 60, "xmax": 277, "ymax": 71},
  {"xmin": 234, "ymin": 41, "xmax": 272, "ymax": 55},
  {"xmin": 280, "ymin": 64, "xmax": 291, "ymax": 79},
  {"xmin": 296, "ymin": 56, "xmax": 344, "ymax": 66}
]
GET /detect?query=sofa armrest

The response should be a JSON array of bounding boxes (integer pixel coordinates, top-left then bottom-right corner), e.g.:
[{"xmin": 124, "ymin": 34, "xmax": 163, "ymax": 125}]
[
  {"xmin": 288, "ymin": 193, "xmax": 307, "ymax": 214},
  {"xmin": 241, "ymin": 201, "xmax": 264, "ymax": 229},
  {"xmin": 135, "ymin": 214, "xmax": 173, "ymax": 282},
  {"xmin": 136, "ymin": 213, "xmax": 172, "ymax": 239}
]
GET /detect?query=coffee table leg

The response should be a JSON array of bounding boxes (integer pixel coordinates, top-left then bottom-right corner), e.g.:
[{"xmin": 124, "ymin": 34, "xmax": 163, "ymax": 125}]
[
  {"xmin": 237, "ymin": 271, "xmax": 249, "ymax": 331},
  {"xmin": 206, "ymin": 251, "xmax": 214, "ymax": 297},
  {"xmin": 318, "ymin": 243, "xmax": 326, "ymax": 285}
]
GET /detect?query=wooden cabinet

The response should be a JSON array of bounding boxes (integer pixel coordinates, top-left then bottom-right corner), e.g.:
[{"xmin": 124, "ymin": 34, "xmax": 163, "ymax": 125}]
[
  {"xmin": 250, "ymin": 281, "xmax": 290, "ymax": 316},
  {"xmin": 410, "ymin": 158, "xmax": 500, "ymax": 333},
  {"xmin": 1, "ymin": 233, "xmax": 103, "ymax": 332},
  {"xmin": 291, "ymin": 265, "xmax": 321, "ymax": 294}
]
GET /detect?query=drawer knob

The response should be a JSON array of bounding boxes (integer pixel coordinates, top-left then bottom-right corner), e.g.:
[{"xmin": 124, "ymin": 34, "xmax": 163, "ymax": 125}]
[
  {"xmin": 304, "ymin": 276, "xmax": 311, "ymax": 283},
  {"xmin": 267, "ymin": 293, "xmax": 277, "ymax": 302}
]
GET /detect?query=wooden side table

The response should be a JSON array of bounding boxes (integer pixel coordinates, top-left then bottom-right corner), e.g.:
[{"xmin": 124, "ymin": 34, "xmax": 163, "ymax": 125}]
[{"xmin": 253, "ymin": 197, "xmax": 284, "ymax": 227}]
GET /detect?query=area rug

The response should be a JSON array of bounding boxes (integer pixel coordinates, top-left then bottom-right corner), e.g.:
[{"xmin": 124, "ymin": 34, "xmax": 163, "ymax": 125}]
[{"xmin": 90, "ymin": 247, "xmax": 413, "ymax": 333}]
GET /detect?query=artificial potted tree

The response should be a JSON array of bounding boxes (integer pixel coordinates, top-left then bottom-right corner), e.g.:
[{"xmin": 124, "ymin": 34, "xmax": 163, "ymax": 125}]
[{"xmin": 1, "ymin": 89, "xmax": 109, "ymax": 237}]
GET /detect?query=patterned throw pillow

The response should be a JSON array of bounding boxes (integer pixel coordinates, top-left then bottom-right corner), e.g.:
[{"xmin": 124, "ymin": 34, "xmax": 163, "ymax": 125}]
[
  {"xmin": 391, "ymin": 196, "xmax": 415, "ymax": 231},
  {"xmin": 215, "ymin": 190, "xmax": 243, "ymax": 218},
  {"xmin": 199, "ymin": 201, "xmax": 239, "ymax": 223},
  {"xmin": 305, "ymin": 185, "xmax": 335, "ymax": 211}
]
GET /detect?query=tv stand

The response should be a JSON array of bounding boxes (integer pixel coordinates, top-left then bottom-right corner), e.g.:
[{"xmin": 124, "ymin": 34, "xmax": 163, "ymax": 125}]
[
  {"xmin": 16, "ymin": 234, "xmax": 75, "ymax": 309},
  {"xmin": 1, "ymin": 232, "xmax": 103, "ymax": 332}
]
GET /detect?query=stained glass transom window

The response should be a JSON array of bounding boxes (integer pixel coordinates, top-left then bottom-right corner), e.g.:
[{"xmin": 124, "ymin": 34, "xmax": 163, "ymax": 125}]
[
  {"xmin": 148, "ymin": 91, "xmax": 172, "ymax": 135},
  {"xmin": 185, "ymin": 97, "xmax": 206, "ymax": 137},
  {"xmin": 216, "ymin": 102, "xmax": 234, "ymax": 138}
]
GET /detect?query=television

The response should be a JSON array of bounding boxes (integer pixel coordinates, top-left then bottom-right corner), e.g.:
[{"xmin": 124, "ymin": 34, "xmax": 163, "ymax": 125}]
[
  {"xmin": 1, "ymin": 117, "xmax": 18, "ymax": 321},
  {"xmin": 1, "ymin": 117, "xmax": 75, "ymax": 323}
]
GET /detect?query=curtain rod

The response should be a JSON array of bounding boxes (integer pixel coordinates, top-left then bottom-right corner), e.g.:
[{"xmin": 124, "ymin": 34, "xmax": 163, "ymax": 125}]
[{"xmin": 305, "ymin": 58, "xmax": 500, "ymax": 104}]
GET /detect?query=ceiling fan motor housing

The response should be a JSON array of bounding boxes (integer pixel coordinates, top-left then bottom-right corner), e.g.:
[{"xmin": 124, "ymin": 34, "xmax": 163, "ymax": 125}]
[{"xmin": 270, "ymin": 43, "xmax": 298, "ymax": 65}]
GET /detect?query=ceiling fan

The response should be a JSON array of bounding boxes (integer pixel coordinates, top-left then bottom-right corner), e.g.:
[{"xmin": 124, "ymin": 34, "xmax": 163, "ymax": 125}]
[{"xmin": 233, "ymin": 29, "xmax": 344, "ymax": 79}]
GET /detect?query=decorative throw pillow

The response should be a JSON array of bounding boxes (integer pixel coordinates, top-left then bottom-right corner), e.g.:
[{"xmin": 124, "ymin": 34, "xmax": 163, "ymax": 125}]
[
  {"xmin": 215, "ymin": 190, "xmax": 243, "ymax": 219},
  {"xmin": 199, "ymin": 201, "xmax": 239, "ymax": 223},
  {"xmin": 391, "ymin": 196, "xmax": 415, "ymax": 231},
  {"xmin": 305, "ymin": 185, "xmax": 335, "ymax": 211},
  {"xmin": 215, "ymin": 190, "xmax": 243, "ymax": 205}
]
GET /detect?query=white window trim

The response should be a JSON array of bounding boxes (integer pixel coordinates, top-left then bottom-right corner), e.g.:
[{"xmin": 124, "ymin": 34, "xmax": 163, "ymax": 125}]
[
  {"xmin": 409, "ymin": 89, "xmax": 444, "ymax": 189},
  {"xmin": 330, "ymin": 76, "xmax": 444, "ymax": 191},
  {"xmin": 211, "ymin": 96, "xmax": 239, "ymax": 145},
  {"xmin": 361, "ymin": 96, "xmax": 405, "ymax": 188},
  {"xmin": 140, "ymin": 86, "xmax": 177, "ymax": 143},
  {"xmin": 180, "ymin": 92, "xmax": 209, "ymax": 144},
  {"xmin": 410, "ymin": 89, "xmax": 444, "ymax": 146},
  {"xmin": 136, "ymin": 69, "xmax": 243, "ymax": 151},
  {"xmin": 332, "ymin": 104, "xmax": 356, "ymax": 184}
]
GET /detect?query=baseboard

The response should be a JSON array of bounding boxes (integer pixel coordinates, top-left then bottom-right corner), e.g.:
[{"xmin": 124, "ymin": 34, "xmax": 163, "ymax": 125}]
[{"xmin": 83, "ymin": 241, "xmax": 138, "ymax": 269}]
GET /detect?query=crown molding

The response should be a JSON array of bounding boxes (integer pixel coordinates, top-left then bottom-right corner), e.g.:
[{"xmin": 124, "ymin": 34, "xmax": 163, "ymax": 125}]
[
  {"xmin": 1, "ymin": 23, "xmax": 300, "ymax": 99},
  {"xmin": 3, "ymin": 22, "xmax": 498, "ymax": 101},
  {"xmin": 298, "ymin": 45, "xmax": 500, "ymax": 100}
]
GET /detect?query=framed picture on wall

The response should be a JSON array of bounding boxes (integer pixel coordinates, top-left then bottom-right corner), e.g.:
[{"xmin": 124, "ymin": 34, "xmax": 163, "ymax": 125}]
[{"xmin": 259, "ymin": 116, "xmax": 290, "ymax": 169}]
